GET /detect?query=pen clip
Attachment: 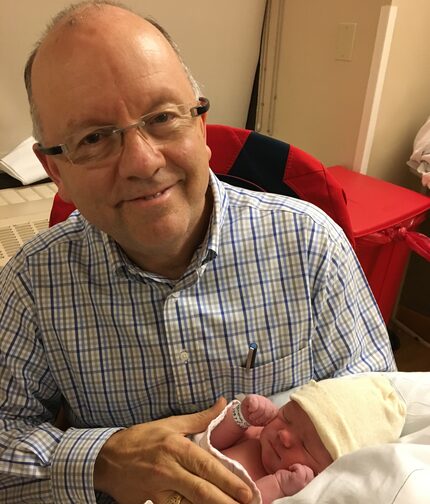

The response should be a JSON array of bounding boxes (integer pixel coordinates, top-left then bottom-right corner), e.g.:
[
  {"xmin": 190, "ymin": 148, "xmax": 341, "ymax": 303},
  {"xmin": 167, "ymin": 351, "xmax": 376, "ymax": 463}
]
[{"xmin": 245, "ymin": 342, "xmax": 258, "ymax": 371}]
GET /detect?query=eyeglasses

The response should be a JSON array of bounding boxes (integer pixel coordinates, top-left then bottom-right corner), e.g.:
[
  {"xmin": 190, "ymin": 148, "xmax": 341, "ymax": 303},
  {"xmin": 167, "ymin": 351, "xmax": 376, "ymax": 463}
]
[{"xmin": 36, "ymin": 97, "xmax": 210, "ymax": 166}]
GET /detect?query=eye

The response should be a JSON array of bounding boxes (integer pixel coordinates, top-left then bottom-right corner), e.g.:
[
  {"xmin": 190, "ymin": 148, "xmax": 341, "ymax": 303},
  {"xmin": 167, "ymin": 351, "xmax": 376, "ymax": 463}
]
[
  {"xmin": 281, "ymin": 409, "xmax": 291, "ymax": 424},
  {"xmin": 148, "ymin": 111, "xmax": 177, "ymax": 125},
  {"xmin": 78, "ymin": 128, "xmax": 113, "ymax": 147},
  {"xmin": 303, "ymin": 442, "xmax": 316, "ymax": 461}
]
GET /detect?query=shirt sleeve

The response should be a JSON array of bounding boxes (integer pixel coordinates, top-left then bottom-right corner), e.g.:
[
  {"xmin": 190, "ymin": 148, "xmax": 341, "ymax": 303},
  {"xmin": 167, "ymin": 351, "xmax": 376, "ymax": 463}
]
[
  {"xmin": 308, "ymin": 222, "xmax": 397, "ymax": 378},
  {"xmin": 0, "ymin": 257, "xmax": 121, "ymax": 503}
]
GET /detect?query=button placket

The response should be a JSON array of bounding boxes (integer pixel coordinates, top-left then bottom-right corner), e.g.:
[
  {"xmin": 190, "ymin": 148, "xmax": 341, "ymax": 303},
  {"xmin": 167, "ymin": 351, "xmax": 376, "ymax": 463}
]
[
  {"xmin": 179, "ymin": 349, "xmax": 189, "ymax": 363},
  {"xmin": 163, "ymin": 291, "xmax": 193, "ymax": 406}
]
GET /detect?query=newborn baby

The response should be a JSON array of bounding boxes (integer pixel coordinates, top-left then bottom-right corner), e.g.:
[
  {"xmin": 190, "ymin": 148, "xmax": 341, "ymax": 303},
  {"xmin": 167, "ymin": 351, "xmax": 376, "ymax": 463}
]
[{"xmin": 204, "ymin": 375, "xmax": 406, "ymax": 504}]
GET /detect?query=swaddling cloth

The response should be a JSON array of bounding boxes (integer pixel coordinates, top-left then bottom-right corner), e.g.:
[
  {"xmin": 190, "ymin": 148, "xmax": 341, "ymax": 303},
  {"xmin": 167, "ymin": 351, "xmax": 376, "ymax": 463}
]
[{"xmin": 193, "ymin": 400, "xmax": 262, "ymax": 504}]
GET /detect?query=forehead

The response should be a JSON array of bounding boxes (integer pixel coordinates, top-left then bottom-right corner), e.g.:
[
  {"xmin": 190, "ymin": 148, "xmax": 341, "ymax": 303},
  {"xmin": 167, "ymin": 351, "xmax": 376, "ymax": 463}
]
[
  {"xmin": 31, "ymin": 7, "xmax": 194, "ymax": 137},
  {"xmin": 281, "ymin": 399, "xmax": 312, "ymax": 424}
]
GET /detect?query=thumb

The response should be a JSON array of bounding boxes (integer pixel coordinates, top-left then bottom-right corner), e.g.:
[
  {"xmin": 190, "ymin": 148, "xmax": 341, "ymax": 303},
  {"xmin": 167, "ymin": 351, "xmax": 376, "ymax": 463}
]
[{"xmin": 176, "ymin": 397, "xmax": 228, "ymax": 435}]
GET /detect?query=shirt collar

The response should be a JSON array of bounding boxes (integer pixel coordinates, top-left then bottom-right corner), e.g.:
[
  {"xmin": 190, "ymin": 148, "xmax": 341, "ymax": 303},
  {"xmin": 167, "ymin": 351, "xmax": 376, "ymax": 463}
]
[
  {"xmin": 99, "ymin": 226, "xmax": 131, "ymax": 274},
  {"xmin": 198, "ymin": 170, "xmax": 228, "ymax": 263}
]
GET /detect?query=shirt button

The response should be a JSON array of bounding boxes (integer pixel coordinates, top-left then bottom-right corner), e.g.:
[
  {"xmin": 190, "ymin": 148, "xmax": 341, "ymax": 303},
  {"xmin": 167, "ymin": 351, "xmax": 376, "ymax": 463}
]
[{"xmin": 179, "ymin": 350, "xmax": 189, "ymax": 363}]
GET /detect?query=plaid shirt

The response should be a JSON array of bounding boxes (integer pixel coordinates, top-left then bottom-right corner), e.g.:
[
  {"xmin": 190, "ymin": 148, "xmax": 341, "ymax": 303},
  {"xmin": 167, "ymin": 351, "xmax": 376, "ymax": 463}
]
[{"xmin": 0, "ymin": 172, "xmax": 395, "ymax": 503}]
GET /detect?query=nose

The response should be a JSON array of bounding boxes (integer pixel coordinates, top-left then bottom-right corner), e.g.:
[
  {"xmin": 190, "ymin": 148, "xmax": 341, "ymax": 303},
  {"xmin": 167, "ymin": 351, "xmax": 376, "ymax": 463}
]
[
  {"xmin": 116, "ymin": 127, "xmax": 165, "ymax": 180},
  {"xmin": 278, "ymin": 428, "xmax": 296, "ymax": 448}
]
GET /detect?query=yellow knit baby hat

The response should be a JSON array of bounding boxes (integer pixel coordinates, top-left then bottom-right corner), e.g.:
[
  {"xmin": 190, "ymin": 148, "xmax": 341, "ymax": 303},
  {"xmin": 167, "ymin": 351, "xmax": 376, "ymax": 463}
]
[{"xmin": 290, "ymin": 375, "xmax": 406, "ymax": 460}]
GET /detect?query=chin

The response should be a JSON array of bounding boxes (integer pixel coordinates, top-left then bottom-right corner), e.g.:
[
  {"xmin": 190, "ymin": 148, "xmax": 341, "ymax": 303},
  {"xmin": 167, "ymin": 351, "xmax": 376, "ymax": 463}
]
[
  {"xmin": 125, "ymin": 209, "xmax": 185, "ymax": 237},
  {"xmin": 149, "ymin": 218, "xmax": 190, "ymax": 243}
]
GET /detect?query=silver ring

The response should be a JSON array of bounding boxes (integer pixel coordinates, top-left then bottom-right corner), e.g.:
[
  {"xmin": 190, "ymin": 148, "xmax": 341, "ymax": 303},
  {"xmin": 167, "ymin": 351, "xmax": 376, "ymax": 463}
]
[{"xmin": 165, "ymin": 493, "xmax": 183, "ymax": 504}]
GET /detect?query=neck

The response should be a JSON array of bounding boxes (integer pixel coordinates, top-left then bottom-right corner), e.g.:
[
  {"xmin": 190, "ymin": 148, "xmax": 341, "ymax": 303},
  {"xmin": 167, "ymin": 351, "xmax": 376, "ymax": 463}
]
[
  {"xmin": 136, "ymin": 249, "xmax": 196, "ymax": 280},
  {"xmin": 126, "ymin": 192, "xmax": 213, "ymax": 280}
]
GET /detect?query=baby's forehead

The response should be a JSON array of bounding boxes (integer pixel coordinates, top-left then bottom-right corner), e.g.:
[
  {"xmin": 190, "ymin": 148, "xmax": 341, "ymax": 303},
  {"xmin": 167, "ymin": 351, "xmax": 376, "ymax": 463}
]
[
  {"xmin": 279, "ymin": 399, "xmax": 295, "ymax": 417},
  {"xmin": 281, "ymin": 398, "xmax": 296, "ymax": 411},
  {"xmin": 280, "ymin": 398, "xmax": 309, "ymax": 420}
]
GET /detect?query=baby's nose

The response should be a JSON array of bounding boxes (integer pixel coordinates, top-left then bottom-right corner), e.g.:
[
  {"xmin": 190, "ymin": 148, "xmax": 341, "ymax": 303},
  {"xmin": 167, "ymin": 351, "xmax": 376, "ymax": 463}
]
[{"xmin": 278, "ymin": 428, "xmax": 295, "ymax": 448}]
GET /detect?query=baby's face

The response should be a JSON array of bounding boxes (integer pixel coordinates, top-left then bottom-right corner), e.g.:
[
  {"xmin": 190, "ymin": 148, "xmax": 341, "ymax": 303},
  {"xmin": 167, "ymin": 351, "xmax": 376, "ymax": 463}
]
[{"xmin": 259, "ymin": 399, "xmax": 333, "ymax": 475}]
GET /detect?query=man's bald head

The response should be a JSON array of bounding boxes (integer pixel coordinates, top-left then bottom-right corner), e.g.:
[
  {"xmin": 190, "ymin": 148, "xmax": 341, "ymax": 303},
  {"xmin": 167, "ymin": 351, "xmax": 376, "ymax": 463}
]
[{"xmin": 24, "ymin": 0, "xmax": 201, "ymax": 141}]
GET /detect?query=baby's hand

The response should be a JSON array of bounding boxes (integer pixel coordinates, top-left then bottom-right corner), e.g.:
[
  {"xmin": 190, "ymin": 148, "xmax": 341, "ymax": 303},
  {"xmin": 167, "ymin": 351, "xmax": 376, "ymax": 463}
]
[
  {"xmin": 240, "ymin": 394, "xmax": 278, "ymax": 426},
  {"xmin": 275, "ymin": 464, "xmax": 314, "ymax": 496}
]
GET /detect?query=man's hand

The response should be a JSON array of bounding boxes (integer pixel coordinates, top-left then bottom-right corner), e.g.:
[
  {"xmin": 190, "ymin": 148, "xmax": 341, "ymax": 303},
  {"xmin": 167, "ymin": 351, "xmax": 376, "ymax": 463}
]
[{"xmin": 94, "ymin": 398, "xmax": 252, "ymax": 504}]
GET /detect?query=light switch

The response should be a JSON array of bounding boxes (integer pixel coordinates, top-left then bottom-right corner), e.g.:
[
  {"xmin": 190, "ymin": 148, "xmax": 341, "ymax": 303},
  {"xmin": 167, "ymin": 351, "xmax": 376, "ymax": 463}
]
[{"xmin": 336, "ymin": 22, "xmax": 357, "ymax": 61}]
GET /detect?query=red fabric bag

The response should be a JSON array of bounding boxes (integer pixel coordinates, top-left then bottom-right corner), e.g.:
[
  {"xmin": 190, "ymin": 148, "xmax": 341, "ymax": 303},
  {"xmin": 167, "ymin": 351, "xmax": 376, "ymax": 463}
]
[{"xmin": 329, "ymin": 165, "xmax": 430, "ymax": 323}]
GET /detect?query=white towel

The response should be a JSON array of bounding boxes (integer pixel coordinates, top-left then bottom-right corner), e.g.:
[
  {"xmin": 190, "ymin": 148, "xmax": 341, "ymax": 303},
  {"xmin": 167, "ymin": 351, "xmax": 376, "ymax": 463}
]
[
  {"xmin": 194, "ymin": 400, "xmax": 262, "ymax": 504},
  {"xmin": 407, "ymin": 116, "xmax": 430, "ymax": 173},
  {"xmin": 0, "ymin": 136, "xmax": 46, "ymax": 185}
]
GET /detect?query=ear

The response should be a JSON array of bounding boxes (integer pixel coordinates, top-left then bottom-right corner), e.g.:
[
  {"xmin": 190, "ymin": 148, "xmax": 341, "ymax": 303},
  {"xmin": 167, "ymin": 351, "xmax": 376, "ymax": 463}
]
[
  {"xmin": 33, "ymin": 143, "xmax": 74, "ymax": 203},
  {"xmin": 198, "ymin": 113, "xmax": 212, "ymax": 161}
]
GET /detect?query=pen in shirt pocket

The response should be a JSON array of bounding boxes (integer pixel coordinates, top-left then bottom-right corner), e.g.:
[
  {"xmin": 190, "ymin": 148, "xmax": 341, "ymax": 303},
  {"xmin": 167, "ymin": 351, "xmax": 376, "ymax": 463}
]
[{"xmin": 245, "ymin": 342, "xmax": 258, "ymax": 371}]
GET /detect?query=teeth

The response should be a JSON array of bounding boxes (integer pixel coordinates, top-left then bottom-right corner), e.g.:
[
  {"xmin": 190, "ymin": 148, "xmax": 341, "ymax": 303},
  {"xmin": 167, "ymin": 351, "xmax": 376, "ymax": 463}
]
[{"xmin": 143, "ymin": 191, "xmax": 162, "ymax": 201}]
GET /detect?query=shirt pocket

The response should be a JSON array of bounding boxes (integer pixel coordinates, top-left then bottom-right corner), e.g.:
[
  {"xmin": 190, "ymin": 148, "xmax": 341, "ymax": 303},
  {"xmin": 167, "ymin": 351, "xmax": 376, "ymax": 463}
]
[{"xmin": 216, "ymin": 344, "xmax": 312, "ymax": 399}]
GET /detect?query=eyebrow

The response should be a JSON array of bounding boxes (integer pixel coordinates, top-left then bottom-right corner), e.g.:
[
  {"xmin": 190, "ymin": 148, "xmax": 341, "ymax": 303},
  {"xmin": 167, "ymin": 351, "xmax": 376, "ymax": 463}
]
[
  {"xmin": 63, "ymin": 101, "xmax": 185, "ymax": 137},
  {"xmin": 63, "ymin": 118, "xmax": 116, "ymax": 137},
  {"xmin": 281, "ymin": 404, "xmax": 291, "ymax": 421}
]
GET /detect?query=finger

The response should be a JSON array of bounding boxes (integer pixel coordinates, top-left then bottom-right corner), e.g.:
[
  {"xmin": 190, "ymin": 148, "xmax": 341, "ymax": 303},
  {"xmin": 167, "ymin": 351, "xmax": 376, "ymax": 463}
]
[
  {"xmin": 174, "ymin": 467, "xmax": 251, "ymax": 504},
  {"xmin": 170, "ymin": 397, "xmax": 228, "ymax": 435},
  {"xmin": 160, "ymin": 491, "xmax": 188, "ymax": 504},
  {"xmin": 245, "ymin": 394, "xmax": 259, "ymax": 413},
  {"xmin": 175, "ymin": 439, "xmax": 252, "ymax": 504}
]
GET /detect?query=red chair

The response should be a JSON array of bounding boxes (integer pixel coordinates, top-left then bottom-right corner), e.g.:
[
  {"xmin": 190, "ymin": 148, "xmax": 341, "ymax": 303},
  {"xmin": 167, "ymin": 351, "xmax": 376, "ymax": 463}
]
[{"xmin": 49, "ymin": 124, "xmax": 355, "ymax": 247}]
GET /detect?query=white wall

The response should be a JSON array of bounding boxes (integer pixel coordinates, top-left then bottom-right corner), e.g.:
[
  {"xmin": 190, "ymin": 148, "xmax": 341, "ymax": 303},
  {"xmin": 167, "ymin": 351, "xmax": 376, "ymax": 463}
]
[
  {"xmin": 368, "ymin": 0, "xmax": 430, "ymax": 188},
  {"xmin": 257, "ymin": 0, "xmax": 430, "ymax": 189},
  {"xmin": 257, "ymin": 0, "xmax": 386, "ymax": 168},
  {"xmin": 0, "ymin": 0, "xmax": 266, "ymax": 157}
]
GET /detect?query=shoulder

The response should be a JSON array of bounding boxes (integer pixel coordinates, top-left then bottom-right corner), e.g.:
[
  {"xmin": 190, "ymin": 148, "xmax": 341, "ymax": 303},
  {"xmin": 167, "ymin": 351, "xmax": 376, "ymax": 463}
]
[
  {"xmin": 1, "ymin": 212, "xmax": 97, "ymax": 275},
  {"xmin": 223, "ymin": 183, "xmax": 348, "ymax": 249},
  {"xmin": 26, "ymin": 212, "xmax": 88, "ymax": 253}
]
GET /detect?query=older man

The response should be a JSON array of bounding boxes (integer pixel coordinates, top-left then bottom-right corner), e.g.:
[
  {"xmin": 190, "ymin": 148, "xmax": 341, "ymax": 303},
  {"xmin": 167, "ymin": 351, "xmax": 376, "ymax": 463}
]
[{"xmin": 0, "ymin": 1, "xmax": 396, "ymax": 503}]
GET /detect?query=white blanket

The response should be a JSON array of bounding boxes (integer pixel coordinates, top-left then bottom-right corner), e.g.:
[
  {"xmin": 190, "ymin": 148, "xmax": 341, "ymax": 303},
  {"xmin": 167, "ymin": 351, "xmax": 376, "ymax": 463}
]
[
  {"xmin": 407, "ymin": 116, "xmax": 430, "ymax": 174},
  {"xmin": 196, "ymin": 372, "xmax": 430, "ymax": 504}
]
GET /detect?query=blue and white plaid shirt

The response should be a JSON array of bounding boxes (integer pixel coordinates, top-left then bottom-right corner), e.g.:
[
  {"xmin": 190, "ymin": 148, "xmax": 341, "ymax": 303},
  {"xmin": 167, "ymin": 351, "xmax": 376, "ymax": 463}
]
[{"xmin": 0, "ymin": 172, "xmax": 395, "ymax": 503}]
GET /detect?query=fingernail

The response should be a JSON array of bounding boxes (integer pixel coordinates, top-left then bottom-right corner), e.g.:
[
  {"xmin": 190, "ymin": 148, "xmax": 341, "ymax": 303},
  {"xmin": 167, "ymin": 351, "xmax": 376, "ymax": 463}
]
[{"xmin": 238, "ymin": 486, "xmax": 252, "ymax": 504}]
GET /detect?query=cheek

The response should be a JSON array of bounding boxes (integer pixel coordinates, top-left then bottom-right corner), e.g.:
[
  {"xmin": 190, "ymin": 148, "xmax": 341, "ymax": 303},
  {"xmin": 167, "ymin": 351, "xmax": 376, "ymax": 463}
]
[
  {"xmin": 178, "ymin": 127, "xmax": 211, "ymax": 166},
  {"xmin": 170, "ymin": 140, "xmax": 210, "ymax": 191},
  {"xmin": 206, "ymin": 144, "xmax": 212, "ymax": 162},
  {"xmin": 61, "ymin": 170, "xmax": 112, "ymax": 210},
  {"xmin": 259, "ymin": 422, "xmax": 275, "ymax": 443}
]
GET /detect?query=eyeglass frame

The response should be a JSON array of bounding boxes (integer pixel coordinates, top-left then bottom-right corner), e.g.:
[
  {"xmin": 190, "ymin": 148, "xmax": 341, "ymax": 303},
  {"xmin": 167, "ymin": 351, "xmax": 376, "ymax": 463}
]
[{"xmin": 35, "ymin": 96, "xmax": 210, "ymax": 161}]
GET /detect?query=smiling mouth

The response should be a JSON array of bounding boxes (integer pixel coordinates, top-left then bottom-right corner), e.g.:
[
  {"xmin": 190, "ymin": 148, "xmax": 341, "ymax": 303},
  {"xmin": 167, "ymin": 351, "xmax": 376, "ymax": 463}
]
[
  {"xmin": 141, "ymin": 190, "xmax": 164, "ymax": 200},
  {"xmin": 127, "ymin": 186, "xmax": 170, "ymax": 203},
  {"xmin": 117, "ymin": 184, "xmax": 174, "ymax": 208}
]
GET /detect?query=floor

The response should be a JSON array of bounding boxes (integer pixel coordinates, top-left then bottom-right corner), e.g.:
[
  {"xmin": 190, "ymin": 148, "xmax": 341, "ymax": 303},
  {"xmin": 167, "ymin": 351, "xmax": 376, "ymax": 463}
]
[
  {"xmin": 392, "ymin": 325, "xmax": 430, "ymax": 372},
  {"xmin": 389, "ymin": 217, "xmax": 430, "ymax": 372}
]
